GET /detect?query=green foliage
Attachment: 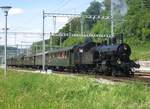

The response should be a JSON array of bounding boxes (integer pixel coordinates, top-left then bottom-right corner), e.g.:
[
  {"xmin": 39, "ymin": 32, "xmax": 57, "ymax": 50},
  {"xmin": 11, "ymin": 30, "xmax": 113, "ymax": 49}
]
[
  {"xmin": 59, "ymin": 18, "xmax": 81, "ymax": 34},
  {"xmin": 59, "ymin": 1, "xmax": 102, "ymax": 47},
  {"xmin": 125, "ymin": 37, "xmax": 150, "ymax": 60},
  {"xmin": 92, "ymin": 20, "xmax": 111, "ymax": 34},
  {"xmin": 82, "ymin": 1, "xmax": 102, "ymax": 31},
  {"xmin": 0, "ymin": 69, "xmax": 150, "ymax": 109},
  {"xmin": 63, "ymin": 37, "xmax": 85, "ymax": 47},
  {"xmin": 123, "ymin": 0, "xmax": 150, "ymax": 40},
  {"xmin": 84, "ymin": 1, "xmax": 102, "ymax": 15},
  {"xmin": 51, "ymin": 36, "xmax": 60, "ymax": 46},
  {"xmin": 102, "ymin": 0, "xmax": 110, "ymax": 11},
  {"xmin": 142, "ymin": 28, "xmax": 150, "ymax": 40}
]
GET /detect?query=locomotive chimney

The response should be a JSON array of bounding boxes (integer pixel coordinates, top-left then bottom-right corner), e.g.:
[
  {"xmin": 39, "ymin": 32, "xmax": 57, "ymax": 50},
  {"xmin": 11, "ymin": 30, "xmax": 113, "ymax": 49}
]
[
  {"xmin": 112, "ymin": 37, "xmax": 116, "ymax": 45},
  {"xmin": 108, "ymin": 38, "xmax": 112, "ymax": 45},
  {"xmin": 104, "ymin": 40, "xmax": 107, "ymax": 45},
  {"xmin": 120, "ymin": 33, "xmax": 124, "ymax": 43}
]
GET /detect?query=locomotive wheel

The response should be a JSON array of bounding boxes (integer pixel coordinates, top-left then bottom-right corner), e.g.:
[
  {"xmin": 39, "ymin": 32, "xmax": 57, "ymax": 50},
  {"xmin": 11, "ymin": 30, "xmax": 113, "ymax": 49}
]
[
  {"xmin": 129, "ymin": 70, "xmax": 134, "ymax": 77},
  {"xmin": 103, "ymin": 67, "xmax": 112, "ymax": 76},
  {"xmin": 112, "ymin": 69, "xmax": 118, "ymax": 77},
  {"xmin": 104, "ymin": 72, "xmax": 111, "ymax": 76}
]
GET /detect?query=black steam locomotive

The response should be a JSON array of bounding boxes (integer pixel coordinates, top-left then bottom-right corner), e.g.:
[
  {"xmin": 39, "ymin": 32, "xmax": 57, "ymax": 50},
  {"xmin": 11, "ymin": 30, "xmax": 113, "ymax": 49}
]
[
  {"xmin": 7, "ymin": 35, "xmax": 140, "ymax": 77},
  {"xmin": 93, "ymin": 42, "xmax": 139, "ymax": 76}
]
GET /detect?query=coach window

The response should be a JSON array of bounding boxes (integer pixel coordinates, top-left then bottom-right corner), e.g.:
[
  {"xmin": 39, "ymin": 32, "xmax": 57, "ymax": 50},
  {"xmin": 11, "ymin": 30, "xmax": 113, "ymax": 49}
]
[
  {"xmin": 67, "ymin": 51, "xmax": 69, "ymax": 57},
  {"xmin": 59, "ymin": 52, "xmax": 62, "ymax": 58},
  {"xmin": 49, "ymin": 54, "xmax": 51, "ymax": 58},
  {"xmin": 64, "ymin": 51, "xmax": 66, "ymax": 59},
  {"xmin": 57, "ymin": 52, "xmax": 59, "ymax": 58},
  {"xmin": 52, "ymin": 54, "xmax": 55, "ymax": 58},
  {"xmin": 55, "ymin": 53, "xmax": 57, "ymax": 58},
  {"xmin": 64, "ymin": 51, "xmax": 67, "ymax": 59},
  {"xmin": 61, "ymin": 52, "xmax": 64, "ymax": 58}
]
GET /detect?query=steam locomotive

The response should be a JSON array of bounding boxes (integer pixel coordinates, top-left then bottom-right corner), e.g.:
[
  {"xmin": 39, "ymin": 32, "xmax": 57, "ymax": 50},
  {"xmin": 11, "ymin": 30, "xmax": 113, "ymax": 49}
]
[{"xmin": 7, "ymin": 35, "xmax": 140, "ymax": 77}]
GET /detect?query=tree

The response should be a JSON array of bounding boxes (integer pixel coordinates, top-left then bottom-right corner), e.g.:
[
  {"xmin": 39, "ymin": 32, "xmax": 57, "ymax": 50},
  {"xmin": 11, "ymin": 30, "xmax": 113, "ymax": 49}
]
[
  {"xmin": 62, "ymin": 37, "xmax": 85, "ymax": 47},
  {"xmin": 123, "ymin": 0, "xmax": 150, "ymax": 40},
  {"xmin": 83, "ymin": 1, "xmax": 102, "ymax": 31}
]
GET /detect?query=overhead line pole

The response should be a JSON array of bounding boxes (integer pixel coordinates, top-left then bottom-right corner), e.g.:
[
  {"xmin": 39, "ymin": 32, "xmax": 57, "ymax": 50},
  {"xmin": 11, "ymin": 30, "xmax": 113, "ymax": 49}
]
[
  {"xmin": 111, "ymin": 0, "xmax": 114, "ymax": 37},
  {"xmin": 49, "ymin": 32, "xmax": 52, "ymax": 50},
  {"xmin": 80, "ymin": 16, "xmax": 84, "ymax": 34},
  {"xmin": 42, "ymin": 10, "xmax": 45, "ymax": 72},
  {"xmin": 53, "ymin": 16, "xmax": 56, "ymax": 34}
]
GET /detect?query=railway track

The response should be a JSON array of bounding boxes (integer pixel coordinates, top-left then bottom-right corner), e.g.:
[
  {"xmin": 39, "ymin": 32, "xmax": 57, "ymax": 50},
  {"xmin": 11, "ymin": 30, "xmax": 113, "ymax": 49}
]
[
  {"xmin": 55, "ymin": 71, "xmax": 150, "ymax": 84},
  {"xmin": 9, "ymin": 67, "xmax": 150, "ymax": 85}
]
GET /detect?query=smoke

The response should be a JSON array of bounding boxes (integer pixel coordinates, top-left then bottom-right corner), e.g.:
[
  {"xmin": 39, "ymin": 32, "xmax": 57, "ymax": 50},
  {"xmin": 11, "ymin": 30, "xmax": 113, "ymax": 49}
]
[
  {"xmin": 120, "ymin": 0, "xmax": 128, "ymax": 16},
  {"xmin": 113, "ymin": 0, "xmax": 128, "ymax": 16}
]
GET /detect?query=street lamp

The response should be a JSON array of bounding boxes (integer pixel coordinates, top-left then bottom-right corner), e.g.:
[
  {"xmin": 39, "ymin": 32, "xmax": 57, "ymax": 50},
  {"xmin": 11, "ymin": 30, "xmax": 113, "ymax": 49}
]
[{"xmin": 0, "ymin": 6, "xmax": 12, "ymax": 79}]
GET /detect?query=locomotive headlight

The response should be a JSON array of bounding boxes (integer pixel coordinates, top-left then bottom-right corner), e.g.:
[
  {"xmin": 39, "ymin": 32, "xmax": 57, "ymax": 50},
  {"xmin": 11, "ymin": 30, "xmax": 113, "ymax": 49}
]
[
  {"xmin": 124, "ymin": 46, "xmax": 127, "ymax": 50},
  {"xmin": 79, "ymin": 49, "xmax": 83, "ymax": 53},
  {"xmin": 117, "ymin": 59, "xmax": 121, "ymax": 64}
]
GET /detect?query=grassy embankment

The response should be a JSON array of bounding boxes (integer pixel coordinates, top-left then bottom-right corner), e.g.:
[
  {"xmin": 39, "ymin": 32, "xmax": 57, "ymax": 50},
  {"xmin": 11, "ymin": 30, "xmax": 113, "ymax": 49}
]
[
  {"xmin": 126, "ymin": 38, "xmax": 150, "ymax": 60},
  {"xmin": 0, "ymin": 69, "xmax": 150, "ymax": 109}
]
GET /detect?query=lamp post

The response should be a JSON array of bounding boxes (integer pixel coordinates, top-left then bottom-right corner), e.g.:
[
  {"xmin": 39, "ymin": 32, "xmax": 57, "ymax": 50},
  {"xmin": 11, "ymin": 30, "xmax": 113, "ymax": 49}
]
[{"xmin": 0, "ymin": 6, "xmax": 12, "ymax": 79}]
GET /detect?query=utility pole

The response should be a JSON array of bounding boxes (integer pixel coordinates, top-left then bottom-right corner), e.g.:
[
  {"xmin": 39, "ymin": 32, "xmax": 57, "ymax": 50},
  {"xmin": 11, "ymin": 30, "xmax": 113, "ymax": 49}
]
[
  {"xmin": 16, "ymin": 44, "xmax": 18, "ymax": 56},
  {"xmin": 53, "ymin": 16, "xmax": 56, "ymax": 34},
  {"xmin": 80, "ymin": 16, "xmax": 84, "ymax": 34},
  {"xmin": 20, "ymin": 42, "xmax": 23, "ymax": 55},
  {"xmin": 111, "ymin": 0, "xmax": 114, "ymax": 37},
  {"xmin": 69, "ymin": 22, "xmax": 72, "ymax": 33},
  {"xmin": 59, "ymin": 33, "xmax": 62, "ymax": 48},
  {"xmin": 35, "ymin": 44, "xmax": 37, "ymax": 54},
  {"xmin": 42, "ymin": 10, "xmax": 45, "ymax": 71},
  {"xmin": 53, "ymin": 16, "xmax": 56, "ymax": 49},
  {"xmin": 14, "ymin": 33, "xmax": 16, "ymax": 46},
  {"xmin": 49, "ymin": 32, "xmax": 52, "ymax": 50}
]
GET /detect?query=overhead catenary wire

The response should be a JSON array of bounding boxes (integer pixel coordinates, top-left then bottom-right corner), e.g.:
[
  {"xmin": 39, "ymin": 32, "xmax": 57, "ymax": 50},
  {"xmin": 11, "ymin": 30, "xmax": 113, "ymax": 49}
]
[
  {"xmin": 60, "ymin": 1, "xmax": 92, "ymax": 13},
  {"xmin": 52, "ymin": 0, "xmax": 71, "ymax": 12}
]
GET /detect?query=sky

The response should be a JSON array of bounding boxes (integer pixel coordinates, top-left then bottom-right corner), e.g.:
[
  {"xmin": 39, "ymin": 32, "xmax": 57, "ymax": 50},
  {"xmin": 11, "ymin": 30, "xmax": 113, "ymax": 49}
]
[
  {"xmin": 0, "ymin": 0, "xmax": 100, "ymax": 32},
  {"xmin": 0, "ymin": 0, "xmax": 102, "ymax": 47},
  {"xmin": 0, "ymin": 0, "xmax": 102, "ymax": 46}
]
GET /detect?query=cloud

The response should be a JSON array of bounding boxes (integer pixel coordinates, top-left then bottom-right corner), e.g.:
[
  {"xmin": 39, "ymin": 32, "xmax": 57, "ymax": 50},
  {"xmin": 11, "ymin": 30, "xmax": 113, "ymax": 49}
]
[
  {"xmin": 9, "ymin": 8, "xmax": 24, "ymax": 15},
  {"xmin": 56, "ymin": 17, "xmax": 68, "ymax": 23}
]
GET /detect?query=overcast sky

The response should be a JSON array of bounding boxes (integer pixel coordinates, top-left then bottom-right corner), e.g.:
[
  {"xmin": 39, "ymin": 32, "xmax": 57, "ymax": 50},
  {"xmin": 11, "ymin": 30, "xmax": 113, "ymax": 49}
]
[{"xmin": 0, "ymin": 0, "xmax": 102, "ymax": 46}]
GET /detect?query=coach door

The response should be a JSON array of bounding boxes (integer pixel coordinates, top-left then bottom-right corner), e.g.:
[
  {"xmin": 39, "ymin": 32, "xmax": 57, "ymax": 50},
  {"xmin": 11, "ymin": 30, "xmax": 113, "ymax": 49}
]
[
  {"xmin": 69, "ymin": 50, "xmax": 74, "ymax": 66},
  {"xmin": 34, "ymin": 56, "xmax": 36, "ymax": 66}
]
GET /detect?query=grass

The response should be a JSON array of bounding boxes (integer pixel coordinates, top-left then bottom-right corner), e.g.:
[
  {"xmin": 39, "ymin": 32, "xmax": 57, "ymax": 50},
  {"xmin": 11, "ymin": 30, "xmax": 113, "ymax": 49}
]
[
  {"xmin": 0, "ymin": 69, "xmax": 150, "ymax": 109},
  {"xmin": 126, "ymin": 38, "xmax": 150, "ymax": 60},
  {"xmin": 131, "ymin": 42, "xmax": 150, "ymax": 60}
]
